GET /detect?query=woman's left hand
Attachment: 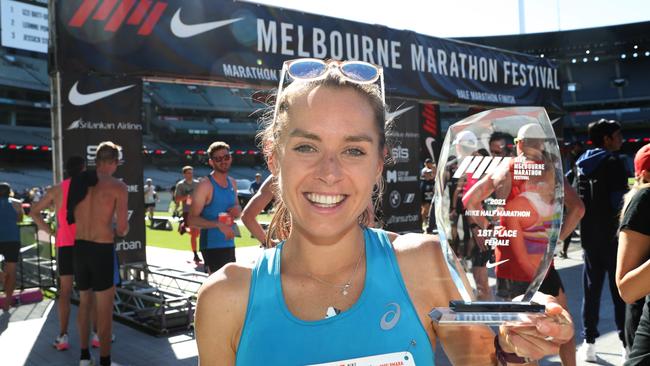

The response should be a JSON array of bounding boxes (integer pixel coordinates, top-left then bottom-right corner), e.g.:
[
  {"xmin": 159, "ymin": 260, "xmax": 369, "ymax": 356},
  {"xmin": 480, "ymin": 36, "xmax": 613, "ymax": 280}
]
[{"xmin": 497, "ymin": 292, "xmax": 574, "ymax": 361}]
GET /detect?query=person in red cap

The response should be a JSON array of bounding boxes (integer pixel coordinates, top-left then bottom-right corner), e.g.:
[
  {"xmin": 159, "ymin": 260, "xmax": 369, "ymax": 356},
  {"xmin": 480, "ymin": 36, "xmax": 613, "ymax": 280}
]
[{"xmin": 616, "ymin": 143, "xmax": 650, "ymax": 364}]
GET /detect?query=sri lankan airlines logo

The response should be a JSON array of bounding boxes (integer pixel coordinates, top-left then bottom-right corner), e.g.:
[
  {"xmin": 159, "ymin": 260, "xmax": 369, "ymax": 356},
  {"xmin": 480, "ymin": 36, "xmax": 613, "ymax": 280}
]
[{"xmin": 452, "ymin": 156, "xmax": 512, "ymax": 179}]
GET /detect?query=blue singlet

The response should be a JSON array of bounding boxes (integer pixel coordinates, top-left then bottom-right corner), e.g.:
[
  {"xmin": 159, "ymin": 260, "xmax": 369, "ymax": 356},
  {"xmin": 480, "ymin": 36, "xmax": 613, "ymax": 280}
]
[
  {"xmin": 236, "ymin": 228, "xmax": 435, "ymax": 365},
  {"xmin": 199, "ymin": 175, "xmax": 236, "ymax": 249},
  {"xmin": 0, "ymin": 198, "xmax": 19, "ymax": 242}
]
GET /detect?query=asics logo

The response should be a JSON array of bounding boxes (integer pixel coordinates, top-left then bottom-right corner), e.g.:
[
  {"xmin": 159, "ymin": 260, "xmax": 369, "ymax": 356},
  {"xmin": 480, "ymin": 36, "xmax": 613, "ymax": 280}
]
[
  {"xmin": 380, "ymin": 302, "xmax": 401, "ymax": 330},
  {"xmin": 170, "ymin": 9, "xmax": 243, "ymax": 38},
  {"xmin": 452, "ymin": 156, "xmax": 512, "ymax": 179},
  {"xmin": 68, "ymin": 82, "xmax": 135, "ymax": 106},
  {"xmin": 486, "ymin": 259, "xmax": 510, "ymax": 269}
]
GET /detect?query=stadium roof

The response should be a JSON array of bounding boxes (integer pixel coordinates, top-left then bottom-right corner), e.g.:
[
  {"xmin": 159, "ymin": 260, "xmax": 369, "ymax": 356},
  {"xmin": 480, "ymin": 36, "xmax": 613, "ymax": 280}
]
[{"xmin": 459, "ymin": 21, "xmax": 650, "ymax": 61}]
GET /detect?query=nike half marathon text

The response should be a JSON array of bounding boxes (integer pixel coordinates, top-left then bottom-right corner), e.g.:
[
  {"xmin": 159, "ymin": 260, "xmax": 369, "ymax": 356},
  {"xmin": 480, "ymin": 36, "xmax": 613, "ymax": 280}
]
[{"xmin": 255, "ymin": 19, "xmax": 560, "ymax": 90}]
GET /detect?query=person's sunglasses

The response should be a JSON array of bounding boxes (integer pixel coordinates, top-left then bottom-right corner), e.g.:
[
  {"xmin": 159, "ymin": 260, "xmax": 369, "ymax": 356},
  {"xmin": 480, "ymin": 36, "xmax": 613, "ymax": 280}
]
[
  {"xmin": 274, "ymin": 58, "xmax": 384, "ymax": 121},
  {"xmin": 210, "ymin": 153, "xmax": 231, "ymax": 163}
]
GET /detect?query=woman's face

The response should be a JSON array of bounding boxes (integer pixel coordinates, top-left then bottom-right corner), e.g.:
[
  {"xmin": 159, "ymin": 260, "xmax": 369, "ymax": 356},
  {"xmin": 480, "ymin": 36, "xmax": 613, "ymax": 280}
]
[{"xmin": 270, "ymin": 85, "xmax": 383, "ymax": 239}]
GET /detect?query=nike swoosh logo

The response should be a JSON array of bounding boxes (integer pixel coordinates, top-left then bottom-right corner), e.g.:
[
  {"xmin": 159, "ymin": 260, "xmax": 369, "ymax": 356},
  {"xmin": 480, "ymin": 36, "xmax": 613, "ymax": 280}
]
[
  {"xmin": 170, "ymin": 9, "xmax": 243, "ymax": 38},
  {"xmin": 68, "ymin": 82, "xmax": 135, "ymax": 106},
  {"xmin": 486, "ymin": 259, "xmax": 510, "ymax": 269},
  {"xmin": 385, "ymin": 106, "xmax": 415, "ymax": 122}
]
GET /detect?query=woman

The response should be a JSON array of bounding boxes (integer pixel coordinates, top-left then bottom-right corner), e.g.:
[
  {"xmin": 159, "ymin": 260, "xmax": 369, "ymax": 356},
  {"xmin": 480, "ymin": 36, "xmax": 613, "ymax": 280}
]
[
  {"xmin": 616, "ymin": 143, "xmax": 650, "ymax": 365},
  {"xmin": 195, "ymin": 58, "xmax": 573, "ymax": 365}
]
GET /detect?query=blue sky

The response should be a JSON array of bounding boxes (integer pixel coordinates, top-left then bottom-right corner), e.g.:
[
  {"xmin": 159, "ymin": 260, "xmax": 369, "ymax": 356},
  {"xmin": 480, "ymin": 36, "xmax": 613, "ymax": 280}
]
[{"xmin": 245, "ymin": 0, "xmax": 649, "ymax": 37}]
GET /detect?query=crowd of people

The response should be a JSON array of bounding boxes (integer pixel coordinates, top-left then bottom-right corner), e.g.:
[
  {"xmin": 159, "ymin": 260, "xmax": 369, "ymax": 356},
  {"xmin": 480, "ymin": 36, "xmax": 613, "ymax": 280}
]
[{"xmin": 1, "ymin": 57, "xmax": 649, "ymax": 365}]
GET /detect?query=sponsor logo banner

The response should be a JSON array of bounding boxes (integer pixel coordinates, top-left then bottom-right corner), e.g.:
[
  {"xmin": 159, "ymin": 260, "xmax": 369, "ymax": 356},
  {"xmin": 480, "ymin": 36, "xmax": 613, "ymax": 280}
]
[
  {"xmin": 54, "ymin": 0, "xmax": 561, "ymax": 110},
  {"xmin": 382, "ymin": 99, "xmax": 421, "ymax": 233},
  {"xmin": 61, "ymin": 73, "xmax": 146, "ymax": 264}
]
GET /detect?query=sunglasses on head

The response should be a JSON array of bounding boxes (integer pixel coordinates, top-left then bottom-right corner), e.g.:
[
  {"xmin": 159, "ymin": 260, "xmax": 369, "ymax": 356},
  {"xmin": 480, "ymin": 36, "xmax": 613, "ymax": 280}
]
[
  {"xmin": 210, "ymin": 153, "xmax": 231, "ymax": 163},
  {"xmin": 274, "ymin": 58, "xmax": 385, "ymax": 120}
]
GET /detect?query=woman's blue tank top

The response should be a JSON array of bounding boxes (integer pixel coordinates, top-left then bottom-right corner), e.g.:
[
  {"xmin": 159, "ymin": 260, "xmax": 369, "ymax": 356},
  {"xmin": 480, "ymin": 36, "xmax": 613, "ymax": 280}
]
[
  {"xmin": 236, "ymin": 228, "xmax": 434, "ymax": 365},
  {"xmin": 0, "ymin": 198, "xmax": 19, "ymax": 242},
  {"xmin": 199, "ymin": 175, "xmax": 236, "ymax": 249}
]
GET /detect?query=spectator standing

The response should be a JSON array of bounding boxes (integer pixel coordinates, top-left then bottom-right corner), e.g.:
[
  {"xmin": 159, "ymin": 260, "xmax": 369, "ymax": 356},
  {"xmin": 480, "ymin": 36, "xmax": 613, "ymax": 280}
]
[
  {"xmin": 0, "ymin": 182, "xmax": 24, "ymax": 311},
  {"xmin": 174, "ymin": 166, "xmax": 201, "ymax": 263},
  {"xmin": 143, "ymin": 178, "xmax": 156, "ymax": 225},
  {"xmin": 189, "ymin": 142, "xmax": 240, "ymax": 274},
  {"xmin": 419, "ymin": 158, "xmax": 435, "ymax": 232},
  {"xmin": 560, "ymin": 141, "xmax": 585, "ymax": 258},
  {"xmin": 250, "ymin": 173, "xmax": 263, "ymax": 194},
  {"xmin": 576, "ymin": 119, "xmax": 630, "ymax": 362},
  {"xmin": 30, "ymin": 156, "xmax": 86, "ymax": 350},
  {"xmin": 616, "ymin": 143, "xmax": 650, "ymax": 365}
]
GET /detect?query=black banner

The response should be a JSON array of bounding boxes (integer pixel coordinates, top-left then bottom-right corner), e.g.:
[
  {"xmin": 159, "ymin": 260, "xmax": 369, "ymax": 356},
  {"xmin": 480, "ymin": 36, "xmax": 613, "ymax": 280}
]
[
  {"xmin": 60, "ymin": 73, "xmax": 145, "ymax": 264},
  {"xmin": 420, "ymin": 103, "xmax": 441, "ymax": 164},
  {"xmin": 52, "ymin": 0, "xmax": 561, "ymax": 110},
  {"xmin": 382, "ymin": 100, "xmax": 421, "ymax": 233}
]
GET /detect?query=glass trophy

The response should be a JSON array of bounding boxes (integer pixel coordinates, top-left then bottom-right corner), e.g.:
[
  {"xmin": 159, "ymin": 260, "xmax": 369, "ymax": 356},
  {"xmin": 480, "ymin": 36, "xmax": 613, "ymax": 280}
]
[{"xmin": 428, "ymin": 107, "xmax": 564, "ymax": 325}]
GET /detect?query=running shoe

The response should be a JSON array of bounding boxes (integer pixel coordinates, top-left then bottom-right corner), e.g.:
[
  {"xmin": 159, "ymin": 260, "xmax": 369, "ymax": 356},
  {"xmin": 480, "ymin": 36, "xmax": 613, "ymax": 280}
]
[
  {"xmin": 53, "ymin": 333, "xmax": 69, "ymax": 351},
  {"xmin": 91, "ymin": 332, "xmax": 116, "ymax": 348},
  {"xmin": 79, "ymin": 359, "xmax": 95, "ymax": 366}
]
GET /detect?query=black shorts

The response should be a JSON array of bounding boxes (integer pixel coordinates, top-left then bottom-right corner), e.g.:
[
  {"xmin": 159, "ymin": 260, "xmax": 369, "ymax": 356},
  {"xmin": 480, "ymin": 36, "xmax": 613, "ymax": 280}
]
[
  {"xmin": 538, "ymin": 267, "xmax": 564, "ymax": 297},
  {"xmin": 57, "ymin": 246, "xmax": 74, "ymax": 276},
  {"xmin": 201, "ymin": 247, "xmax": 236, "ymax": 273},
  {"xmin": 74, "ymin": 240, "xmax": 115, "ymax": 291},
  {"xmin": 496, "ymin": 267, "xmax": 564, "ymax": 299},
  {"xmin": 0, "ymin": 241, "xmax": 20, "ymax": 263},
  {"xmin": 145, "ymin": 203, "xmax": 155, "ymax": 209},
  {"xmin": 471, "ymin": 246, "xmax": 493, "ymax": 267}
]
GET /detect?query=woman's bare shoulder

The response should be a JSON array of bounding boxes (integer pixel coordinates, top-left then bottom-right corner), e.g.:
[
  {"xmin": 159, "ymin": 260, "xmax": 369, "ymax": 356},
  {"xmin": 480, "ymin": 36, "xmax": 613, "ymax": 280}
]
[
  {"xmin": 391, "ymin": 232, "xmax": 443, "ymax": 260},
  {"xmin": 198, "ymin": 262, "xmax": 253, "ymax": 304},
  {"xmin": 195, "ymin": 263, "xmax": 254, "ymax": 363}
]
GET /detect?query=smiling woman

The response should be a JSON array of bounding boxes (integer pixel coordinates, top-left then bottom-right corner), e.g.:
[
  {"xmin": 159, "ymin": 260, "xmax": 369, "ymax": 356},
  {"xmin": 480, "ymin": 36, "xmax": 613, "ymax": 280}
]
[{"xmin": 194, "ymin": 58, "xmax": 574, "ymax": 366}]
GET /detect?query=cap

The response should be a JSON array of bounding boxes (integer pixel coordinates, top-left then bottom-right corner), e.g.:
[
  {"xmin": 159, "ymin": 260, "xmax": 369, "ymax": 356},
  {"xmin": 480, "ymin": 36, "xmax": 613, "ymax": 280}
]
[
  {"xmin": 452, "ymin": 130, "xmax": 478, "ymax": 148},
  {"xmin": 634, "ymin": 143, "xmax": 650, "ymax": 176},
  {"xmin": 146, "ymin": 178, "xmax": 152, "ymax": 182},
  {"xmin": 516, "ymin": 123, "xmax": 545, "ymax": 141},
  {"xmin": 255, "ymin": 173, "xmax": 261, "ymax": 177},
  {"xmin": 424, "ymin": 158, "xmax": 432, "ymax": 164}
]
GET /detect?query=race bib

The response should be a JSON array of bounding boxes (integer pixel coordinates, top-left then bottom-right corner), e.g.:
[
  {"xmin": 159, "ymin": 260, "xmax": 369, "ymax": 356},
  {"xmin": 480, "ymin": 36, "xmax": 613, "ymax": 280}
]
[{"xmin": 307, "ymin": 351, "xmax": 416, "ymax": 366}]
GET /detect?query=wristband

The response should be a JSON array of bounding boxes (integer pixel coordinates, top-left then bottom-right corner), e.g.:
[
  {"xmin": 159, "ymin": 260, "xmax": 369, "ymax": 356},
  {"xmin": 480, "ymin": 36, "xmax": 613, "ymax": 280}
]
[{"xmin": 494, "ymin": 335, "xmax": 527, "ymax": 365}]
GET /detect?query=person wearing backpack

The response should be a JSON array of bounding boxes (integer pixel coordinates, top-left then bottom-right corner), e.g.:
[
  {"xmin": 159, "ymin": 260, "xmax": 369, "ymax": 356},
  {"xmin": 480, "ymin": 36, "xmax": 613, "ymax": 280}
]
[{"xmin": 576, "ymin": 119, "xmax": 631, "ymax": 362}]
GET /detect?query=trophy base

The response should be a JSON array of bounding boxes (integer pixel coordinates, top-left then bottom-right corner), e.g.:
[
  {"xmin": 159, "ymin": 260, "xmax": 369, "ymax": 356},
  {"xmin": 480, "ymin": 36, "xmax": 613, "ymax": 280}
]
[{"xmin": 429, "ymin": 301, "xmax": 545, "ymax": 325}]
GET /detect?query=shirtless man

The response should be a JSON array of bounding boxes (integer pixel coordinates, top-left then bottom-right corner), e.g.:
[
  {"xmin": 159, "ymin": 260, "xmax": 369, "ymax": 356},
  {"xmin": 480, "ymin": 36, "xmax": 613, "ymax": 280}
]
[
  {"xmin": 30, "ymin": 156, "xmax": 85, "ymax": 351},
  {"xmin": 69, "ymin": 141, "xmax": 128, "ymax": 366}
]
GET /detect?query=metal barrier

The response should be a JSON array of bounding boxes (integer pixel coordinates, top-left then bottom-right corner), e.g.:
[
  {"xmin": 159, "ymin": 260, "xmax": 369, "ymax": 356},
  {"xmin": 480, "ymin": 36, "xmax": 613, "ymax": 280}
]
[
  {"xmin": 10, "ymin": 223, "xmax": 56, "ymax": 291},
  {"xmin": 70, "ymin": 263, "xmax": 207, "ymax": 335},
  {"xmin": 11, "ymin": 223, "xmax": 205, "ymax": 335}
]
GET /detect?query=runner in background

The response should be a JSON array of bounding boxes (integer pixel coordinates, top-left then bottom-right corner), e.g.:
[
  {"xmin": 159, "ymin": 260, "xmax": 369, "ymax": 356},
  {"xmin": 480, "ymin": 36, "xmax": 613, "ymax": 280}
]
[
  {"xmin": 30, "ymin": 156, "xmax": 86, "ymax": 351},
  {"xmin": 144, "ymin": 178, "xmax": 157, "ymax": 226},
  {"xmin": 241, "ymin": 175, "xmax": 275, "ymax": 247},
  {"xmin": 68, "ymin": 141, "xmax": 128, "ymax": 366},
  {"xmin": 175, "ymin": 166, "xmax": 201, "ymax": 263},
  {"xmin": 0, "ymin": 182, "xmax": 23, "ymax": 312}
]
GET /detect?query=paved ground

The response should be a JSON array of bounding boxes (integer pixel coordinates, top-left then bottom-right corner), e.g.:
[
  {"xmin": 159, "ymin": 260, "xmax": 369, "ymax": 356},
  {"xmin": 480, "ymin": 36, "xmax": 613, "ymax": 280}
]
[{"xmin": 0, "ymin": 239, "xmax": 627, "ymax": 365}]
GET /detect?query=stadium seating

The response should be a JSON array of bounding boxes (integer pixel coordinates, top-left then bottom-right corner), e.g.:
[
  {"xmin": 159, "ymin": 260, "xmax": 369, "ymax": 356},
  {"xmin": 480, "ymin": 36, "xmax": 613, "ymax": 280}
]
[{"xmin": 0, "ymin": 52, "xmax": 48, "ymax": 91}]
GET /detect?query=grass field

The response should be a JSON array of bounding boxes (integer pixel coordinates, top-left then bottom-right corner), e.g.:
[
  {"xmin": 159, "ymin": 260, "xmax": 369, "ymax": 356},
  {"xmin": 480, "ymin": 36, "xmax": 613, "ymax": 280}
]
[{"xmin": 145, "ymin": 211, "xmax": 272, "ymax": 251}]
